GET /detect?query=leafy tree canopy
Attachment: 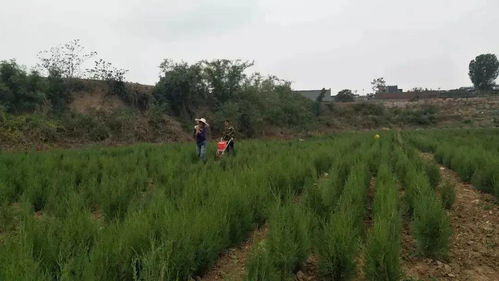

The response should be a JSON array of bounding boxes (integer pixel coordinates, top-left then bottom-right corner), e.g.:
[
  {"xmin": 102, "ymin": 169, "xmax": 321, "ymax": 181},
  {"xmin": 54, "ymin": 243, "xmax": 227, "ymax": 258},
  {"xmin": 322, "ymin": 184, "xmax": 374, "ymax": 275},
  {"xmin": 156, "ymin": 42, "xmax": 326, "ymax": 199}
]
[{"xmin": 469, "ymin": 54, "xmax": 499, "ymax": 90}]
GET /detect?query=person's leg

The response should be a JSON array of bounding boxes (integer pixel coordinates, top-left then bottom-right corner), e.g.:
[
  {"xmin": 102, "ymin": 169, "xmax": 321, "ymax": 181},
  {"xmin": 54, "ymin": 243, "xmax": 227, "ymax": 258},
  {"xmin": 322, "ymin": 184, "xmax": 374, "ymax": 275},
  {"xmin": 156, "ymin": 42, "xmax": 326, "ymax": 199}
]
[
  {"xmin": 200, "ymin": 141, "xmax": 207, "ymax": 162},
  {"xmin": 196, "ymin": 143, "xmax": 201, "ymax": 159},
  {"xmin": 229, "ymin": 141, "xmax": 235, "ymax": 155}
]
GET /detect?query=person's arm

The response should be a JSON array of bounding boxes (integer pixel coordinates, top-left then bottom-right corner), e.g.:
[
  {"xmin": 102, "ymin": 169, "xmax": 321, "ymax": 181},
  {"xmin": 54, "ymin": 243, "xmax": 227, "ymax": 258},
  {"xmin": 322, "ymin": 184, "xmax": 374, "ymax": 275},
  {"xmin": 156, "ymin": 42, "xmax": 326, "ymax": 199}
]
[
  {"xmin": 229, "ymin": 127, "xmax": 235, "ymax": 139},
  {"xmin": 193, "ymin": 125, "xmax": 199, "ymax": 139},
  {"xmin": 222, "ymin": 128, "xmax": 228, "ymax": 141}
]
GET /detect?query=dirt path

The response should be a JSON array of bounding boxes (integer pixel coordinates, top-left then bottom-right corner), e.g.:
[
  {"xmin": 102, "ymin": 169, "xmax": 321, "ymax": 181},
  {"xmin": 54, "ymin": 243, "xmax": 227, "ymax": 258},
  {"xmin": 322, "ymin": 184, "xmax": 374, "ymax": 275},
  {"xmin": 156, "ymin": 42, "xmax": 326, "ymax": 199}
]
[
  {"xmin": 201, "ymin": 224, "xmax": 268, "ymax": 281},
  {"xmin": 402, "ymin": 153, "xmax": 499, "ymax": 281}
]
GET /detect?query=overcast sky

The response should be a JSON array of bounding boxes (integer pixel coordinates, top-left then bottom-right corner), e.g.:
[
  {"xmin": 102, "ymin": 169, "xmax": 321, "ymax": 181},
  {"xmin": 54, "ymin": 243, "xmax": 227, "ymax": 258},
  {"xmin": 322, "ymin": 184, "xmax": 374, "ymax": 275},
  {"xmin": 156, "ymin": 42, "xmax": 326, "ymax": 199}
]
[{"xmin": 1, "ymin": 0, "xmax": 498, "ymax": 94}]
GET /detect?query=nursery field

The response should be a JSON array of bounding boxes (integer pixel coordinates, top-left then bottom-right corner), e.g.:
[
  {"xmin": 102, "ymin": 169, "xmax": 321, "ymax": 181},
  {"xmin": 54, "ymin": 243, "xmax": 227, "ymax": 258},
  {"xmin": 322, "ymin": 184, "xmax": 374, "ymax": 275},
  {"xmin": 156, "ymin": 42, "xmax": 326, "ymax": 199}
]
[{"xmin": 0, "ymin": 129, "xmax": 498, "ymax": 281}]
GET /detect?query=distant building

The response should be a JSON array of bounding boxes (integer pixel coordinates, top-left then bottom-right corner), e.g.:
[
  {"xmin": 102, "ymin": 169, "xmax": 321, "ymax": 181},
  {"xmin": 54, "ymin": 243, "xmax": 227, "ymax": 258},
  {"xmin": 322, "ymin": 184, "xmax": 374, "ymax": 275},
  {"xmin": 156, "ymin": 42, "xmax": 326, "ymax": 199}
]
[
  {"xmin": 459, "ymin": 86, "xmax": 475, "ymax": 92},
  {"xmin": 354, "ymin": 95, "xmax": 370, "ymax": 101},
  {"xmin": 293, "ymin": 89, "xmax": 334, "ymax": 102},
  {"xmin": 385, "ymin": 85, "xmax": 403, "ymax": 94}
]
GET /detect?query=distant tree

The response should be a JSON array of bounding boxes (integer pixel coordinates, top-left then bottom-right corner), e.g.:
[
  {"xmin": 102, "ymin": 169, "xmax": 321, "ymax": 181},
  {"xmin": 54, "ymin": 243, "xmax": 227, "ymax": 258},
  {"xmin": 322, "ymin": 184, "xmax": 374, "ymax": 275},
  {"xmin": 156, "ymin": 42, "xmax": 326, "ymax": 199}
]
[
  {"xmin": 153, "ymin": 58, "xmax": 314, "ymax": 135},
  {"xmin": 37, "ymin": 39, "xmax": 97, "ymax": 79},
  {"xmin": 371, "ymin": 77, "xmax": 386, "ymax": 94},
  {"xmin": 201, "ymin": 59, "xmax": 253, "ymax": 105},
  {"xmin": 469, "ymin": 54, "xmax": 499, "ymax": 90},
  {"xmin": 314, "ymin": 88, "xmax": 327, "ymax": 116},
  {"xmin": 154, "ymin": 60, "xmax": 207, "ymax": 119},
  {"xmin": 411, "ymin": 87, "xmax": 425, "ymax": 93},
  {"xmin": 87, "ymin": 59, "xmax": 128, "ymax": 82},
  {"xmin": 0, "ymin": 60, "xmax": 46, "ymax": 113},
  {"xmin": 88, "ymin": 58, "xmax": 129, "ymax": 99},
  {"xmin": 45, "ymin": 68, "xmax": 69, "ymax": 113},
  {"xmin": 336, "ymin": 89, "xmax": 355, "ymax": 102}
]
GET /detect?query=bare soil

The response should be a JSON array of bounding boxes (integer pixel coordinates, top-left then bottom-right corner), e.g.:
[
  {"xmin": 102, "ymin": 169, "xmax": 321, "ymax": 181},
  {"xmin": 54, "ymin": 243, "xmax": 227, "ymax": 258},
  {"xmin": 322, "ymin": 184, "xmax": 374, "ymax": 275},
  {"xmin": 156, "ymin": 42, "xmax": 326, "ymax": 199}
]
[
  {"xmin": 402, "ymin": 153, "xmax": 499, "ymax": 281},
  {"xmin": 70, "ymin": 87, "xmax": 126, "ymax": 114},
  {"xmin": 201, "ymin": 224, "xmax": 268, "ymax": 281}
]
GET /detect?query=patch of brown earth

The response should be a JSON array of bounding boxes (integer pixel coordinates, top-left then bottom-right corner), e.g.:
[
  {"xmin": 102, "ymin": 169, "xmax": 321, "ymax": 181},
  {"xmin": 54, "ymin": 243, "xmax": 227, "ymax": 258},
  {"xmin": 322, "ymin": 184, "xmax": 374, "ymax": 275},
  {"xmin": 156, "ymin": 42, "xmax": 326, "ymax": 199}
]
[
  {"xmin": 402, "ymin": 153, "xmax": 499, "ymax": 281},
  {"xmin": 201, "ymin": 224, "xmax": 268, "ymax": 281},
  {"xmin": 296, "ymin": 256, "xmax": 320, "ymax": 281},
  {"xmin": 70, "ymin": 87, "xmax": 126, "ymax": 114},
  {"xmin": 91, "ymin": 208, "xmax": 104, "ymax": 222}
]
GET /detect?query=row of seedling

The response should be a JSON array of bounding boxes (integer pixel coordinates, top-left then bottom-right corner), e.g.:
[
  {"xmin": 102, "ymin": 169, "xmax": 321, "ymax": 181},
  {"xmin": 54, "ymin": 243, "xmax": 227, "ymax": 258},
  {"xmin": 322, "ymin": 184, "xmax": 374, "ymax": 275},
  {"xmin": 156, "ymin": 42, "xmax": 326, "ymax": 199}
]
[
  {"xmin": 392, "ymin": 144, "xmax": 451, "ymax": 259},
  {"xmin": 0, "ymin": 138, "xmax": 346, "ymax": 281},
  {"xmin": 407, "ymin": 129, "xmax": 499, "ymax": 198},
  {"xmin": 246, "ymin": 136, "xmax": 376, "ymax": 281}
]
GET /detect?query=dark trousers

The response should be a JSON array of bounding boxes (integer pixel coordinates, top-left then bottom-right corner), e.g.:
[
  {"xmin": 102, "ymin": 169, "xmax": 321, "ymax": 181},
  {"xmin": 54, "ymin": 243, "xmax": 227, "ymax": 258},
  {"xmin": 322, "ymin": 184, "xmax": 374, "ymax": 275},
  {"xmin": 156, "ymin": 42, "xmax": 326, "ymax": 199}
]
[{"xmin": 226, "ymin": 140, "xmax": 235, "ymax": 155}]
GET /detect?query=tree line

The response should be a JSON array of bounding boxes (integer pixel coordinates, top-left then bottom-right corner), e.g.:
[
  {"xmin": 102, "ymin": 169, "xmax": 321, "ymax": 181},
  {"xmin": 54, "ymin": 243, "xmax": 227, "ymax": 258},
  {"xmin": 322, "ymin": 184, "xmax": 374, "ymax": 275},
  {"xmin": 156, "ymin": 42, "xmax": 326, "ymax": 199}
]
[
  {"xmin": 0, "ymin": 40, "xmax": 315, "ymax": 138},
  {"xmin": 1, "ymin": 39, "xmax": 498, "ymax": 138}
]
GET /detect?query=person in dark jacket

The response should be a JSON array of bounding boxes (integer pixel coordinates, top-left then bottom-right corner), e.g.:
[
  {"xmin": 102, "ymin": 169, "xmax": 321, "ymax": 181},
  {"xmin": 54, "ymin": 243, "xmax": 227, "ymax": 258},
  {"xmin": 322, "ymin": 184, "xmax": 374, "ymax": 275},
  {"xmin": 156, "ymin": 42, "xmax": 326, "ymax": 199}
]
[
  {"xmin": 194, "ymin": 118, "xmax": 209, "ymax": 162},
  {"xmin": 221, "ymin": 119, "xmax": 235, "ymax": 155}
]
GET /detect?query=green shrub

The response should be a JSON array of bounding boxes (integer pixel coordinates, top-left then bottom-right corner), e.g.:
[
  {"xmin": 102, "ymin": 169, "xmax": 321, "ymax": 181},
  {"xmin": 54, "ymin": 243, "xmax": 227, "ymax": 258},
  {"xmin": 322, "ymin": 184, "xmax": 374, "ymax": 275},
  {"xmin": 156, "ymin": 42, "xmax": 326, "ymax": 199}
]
[
  {"xmin": 440, "ymin": 181, "xmax": 456, "ymax": 210},
  {"xmin": 246, "ymin": 241, "xmax": 280, "ymax": 281},
  {"xmin": 424, "ymin": 161, "xmax": 441, "ymax": 188},
  {"xmin": 364, "ymin": 218, "xmax": 401, "ymax": 281},
  {"xmin": 262, "ymin": 203, "xmax": 310, "ymax": 279},
  {"xmin": 0, "ymin": 60, "xmax": 46, "ymax": 113},
  {"xmin": 0, "ymin": 202, "xmax": 18, "ymax": 233},
  {"xmin": 413, "ymin": 195, "xmax": 451, "ymax": 259},
  {"xmin": 318, "ymin": 212, "xmax": 358, "ymax": 281},
  {"xmin": 364, "ymin": 165, "xmax": 401, "ymax": 281}
]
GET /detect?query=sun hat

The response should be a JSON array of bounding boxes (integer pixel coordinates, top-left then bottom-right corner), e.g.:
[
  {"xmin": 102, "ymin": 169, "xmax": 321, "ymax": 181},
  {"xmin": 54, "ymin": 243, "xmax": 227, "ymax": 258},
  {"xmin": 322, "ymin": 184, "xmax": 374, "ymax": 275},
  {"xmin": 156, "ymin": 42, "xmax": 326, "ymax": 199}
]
[{"xmin": 195, "ymin": 118, "xmax": 209, "ymax": 126}]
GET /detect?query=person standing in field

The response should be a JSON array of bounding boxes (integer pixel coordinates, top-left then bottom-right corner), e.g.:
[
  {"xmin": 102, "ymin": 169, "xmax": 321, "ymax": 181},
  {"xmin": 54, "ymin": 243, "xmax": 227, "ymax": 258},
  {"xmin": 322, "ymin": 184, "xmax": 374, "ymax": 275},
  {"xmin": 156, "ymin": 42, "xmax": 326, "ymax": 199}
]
[
  {"xmin": 222, "ymin": 119, "xmax": 235, "ymax": 155},
  {"xmin": 194, "ymin": 118, "xmax": 209, "ymax": 162}
]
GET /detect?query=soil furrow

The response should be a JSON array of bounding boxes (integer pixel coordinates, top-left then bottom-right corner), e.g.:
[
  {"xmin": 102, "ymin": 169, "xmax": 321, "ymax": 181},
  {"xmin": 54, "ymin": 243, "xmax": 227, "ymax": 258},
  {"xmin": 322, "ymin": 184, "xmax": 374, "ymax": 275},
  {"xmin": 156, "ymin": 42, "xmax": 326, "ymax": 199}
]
[{"xmin": 402, "ymin": 152, "xmax": 499, "ymax": 281}]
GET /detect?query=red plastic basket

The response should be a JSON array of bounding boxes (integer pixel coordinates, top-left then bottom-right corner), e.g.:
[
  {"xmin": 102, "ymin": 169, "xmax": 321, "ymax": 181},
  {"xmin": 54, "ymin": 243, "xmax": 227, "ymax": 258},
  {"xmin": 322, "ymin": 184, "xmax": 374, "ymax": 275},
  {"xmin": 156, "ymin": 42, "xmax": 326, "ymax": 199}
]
[{"xmin": 217, "ymin": 141, "xmax": 228, "ymax": 151}]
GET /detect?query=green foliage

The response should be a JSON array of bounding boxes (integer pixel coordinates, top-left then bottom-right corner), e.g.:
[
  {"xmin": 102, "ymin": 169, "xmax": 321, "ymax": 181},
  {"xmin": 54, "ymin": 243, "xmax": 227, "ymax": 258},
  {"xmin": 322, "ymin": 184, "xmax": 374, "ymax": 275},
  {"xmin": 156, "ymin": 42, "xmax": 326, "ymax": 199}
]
[
  {"xmin": 0, "ymin": 60, "xmax": 46, "ymax": 113},
  {"xmin": 393, "ymin": 134, "xmax": 452, "ymax": 259},
  {"xmin": 408, "ymin": 129, "xmax": 499, "ymax": 199},
  {"xmin": 314, "ymin": 88, "xmax": 327, "ymax": 116},
  {"xmin": 352, "ymin": 102, "xmax": 385, "ymax": 116},
  {"xmin": 335, "ymin": 89, "xmax": 355, "ymax": 102},
  {"xmin": 413, "ymin": 196, "xmax": 451, "ymax": 259},
  {"xmin": 0, "ymin": 113, "xmax": 62, "ymax": 144},
  {"xmin": 371, "ymin": 77, "xmax": 386, "ymax": 94},
  {"xmin": 423, "ymin": 160, "xmax": 441, "ymax": 188},
  {"xmin": 246, "ymin": 241, "xmax": 280, "ymax": 281},
  {"xmin": 469, "ymin": 53, "xmax": 499, "ymax": 90},
  {"xmin": 45, "ymin": 69, "xmax": 70, "ymax": 113},
  {"xmin": 87, "ymin": 58, "xmax": 134, "ymax": 106},
  {"xmin": 0, "ymin": 136, "xmax": 351, "ymax": 280},
  {"xmin": 364, "ymin": 219, "xmax": 401, "ymax": 281},
  {"xmin": 3, "ymin": 130, "xmax": 497, "ymax": 280},
  {"xmin": 247, "ymin": 203, "xmax": 310, "ymax": 280},
  {"xmin": 318, "ymin": 212, "xmax": 358, "ymax": 281},
  {"xmin": 364, "ymin": 165, "xmax": 401, "ymax": 281},
  {"xmin": 401, "ymin": 106, "xmax": 438, "ymax": 125},
  {"xmin": 317, "ymin": 162, "xmax": 370, "ymax": 281},
  {"xmin": 154, "ymin": 59, "xmax": 314, "ymax": 137},
  {"xmin": 440, "ymin": 181, "xmax": 456, "ymax": 210}
]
